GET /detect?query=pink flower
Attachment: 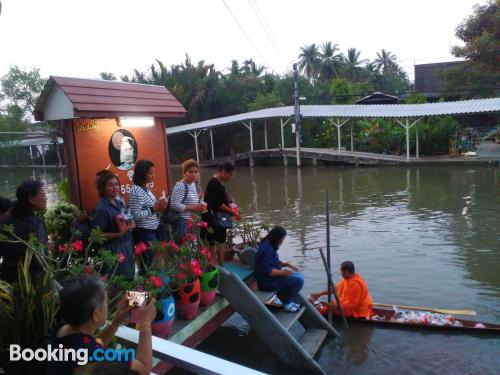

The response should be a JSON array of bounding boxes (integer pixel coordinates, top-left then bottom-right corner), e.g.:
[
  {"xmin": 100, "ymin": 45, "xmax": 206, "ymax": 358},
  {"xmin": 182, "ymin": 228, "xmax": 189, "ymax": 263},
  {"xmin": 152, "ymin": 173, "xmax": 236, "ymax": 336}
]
[
  {"xmin": 58, "ymin": 244, "xmax": 68, "ymax": 253},
  {"xmin": 201, "ymin": 247, "xmax": 209, "ymax": 257},
  {"xmin": 181, "ymin": 236, "xmax": 188, "ymax": 245},
  {"xmin": 134, "ymin": 242, "xmax": 147, "ymax": 255},
  {"xmin": 149, "ymin": 275, "xmax": 163, "ymax": 288},
  {"xmin": 71, "ymin": 240, "xmax": 83, "ymax": 253},
  {"xmin": 117, "ymin": 252, "xmax": 126, "ymax": 263},
  {"xmin": 197, "ymin": 221, "xmax": 209, "ymax": 229},
  {"xmin": 160, "ymin": 241, "xmax": 167, "ymax": 248},
  {"xmin": 186, "ymin": 219, "xmax": 193, "ymax": 230},
  {"xmin": 48, "ymin": 243, "xmax": 55, "ymax": 252},
  {"xmin": 168, "ymin": 240, "xmax": 179, "ymax": 252},
  {"xmin": 84, "ymin": 265, "xmax": 93, "ymax": 275},
  {"xmin": 178, "ymin": 272, "xmax": 187, "ymax": 281},
  {"xmin": 187, "ymin": 233, "xmax": 197, "ymax": 242},
  {"xmin": 190, "ymin": 259, "xmax": 202, "ymax": 277}
]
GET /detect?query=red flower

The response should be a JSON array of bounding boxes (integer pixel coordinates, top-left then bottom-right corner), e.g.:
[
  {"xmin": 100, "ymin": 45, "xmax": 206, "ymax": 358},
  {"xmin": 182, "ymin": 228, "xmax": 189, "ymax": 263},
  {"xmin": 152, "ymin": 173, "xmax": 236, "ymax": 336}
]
[
  {"xmin": 71, "ymin": 240, "xmax": 83, "ymax": 253},
  {"xmin": 58, "ymin": 244, "xmax": 68, "ymax": 253},
  {"xmin": 197, "ymin": 221, "xmax": 209, "ymax": 229},
  {"xmin": 181, "ymin": 236, "xmax": 188, "ymax": 245},
  {"xmin": 117, "ymin": 252, "xmax": 126, "ymax": 263},
  {"xmin": 187, "ymin": 233, "xmax": 197, "ymax": 242},
  {"xmin": 48, "ymin": 243, "xmax": 55, "ymax": 252},
  {"xmin": 186, "ymin": 218, "xmax": 193, "ymax": 230},
  {"xmin": 190, "ymin": 259, "xmax": 202, "ymax": 277},
  {"xmin": 82, "ymin": 336, "xmax": 91, "ymax": 344},
  {"xmin": 168, "ymin": 240, "xmax": 179, "ymax": 252},
  {"xmin": 149, "ymin": 275, "xmax": 163, "ymax": 288},
  {"xmin": 160, "ymin": 241, "xmax": 167, "ymax": 248},
  {"xmin": 178, "ymin": 272, "xmax": 187, "ymax": 281},
  {"xmin": 84, "ymin": 266, "xmax": 93, "ymax": 275},
  {"xmin": 134, "ymin": 242, "xmax": 147, "ymax": 255},
  {"xmin": 201, "ymin": 247, "xmax": 209, "ymax": 257}
]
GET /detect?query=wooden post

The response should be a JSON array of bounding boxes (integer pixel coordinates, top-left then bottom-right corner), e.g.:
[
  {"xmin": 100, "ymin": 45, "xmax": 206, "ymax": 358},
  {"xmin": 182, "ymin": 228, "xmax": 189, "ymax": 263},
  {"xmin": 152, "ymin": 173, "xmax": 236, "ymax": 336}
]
[
  {"xmin": 249, "ymin": 121, "xmax": 254, "ymax": 152},
  {"xmin": 416, "ymin": 123, "xmax": 419, "ymax": 159},
  {"xmin": 337, "ymin": 120, "xmax": 341, "ymax": 155},
  {"xmin": 350, "ymin": 124, "xmax": 354, "ymax": 152},
  {"xmin": 406, "ymin": 119, "xmax": 410, "ymax": 162}
]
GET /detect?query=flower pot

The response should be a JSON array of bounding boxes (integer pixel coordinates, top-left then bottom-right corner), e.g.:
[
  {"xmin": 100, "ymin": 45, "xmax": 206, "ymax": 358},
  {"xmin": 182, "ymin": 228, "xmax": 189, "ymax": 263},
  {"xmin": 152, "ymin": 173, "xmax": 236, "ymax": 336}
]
[
  {"xmin": 200, "ymin": 267, "xmax": 219, "ymax": 307},
  {"xmin": 151, "ymin": 294, "xmax": 175, "ymax": 338},
  {"xmin": 174, "ymin": 279, "xmax": 201, "ymax": 320}
]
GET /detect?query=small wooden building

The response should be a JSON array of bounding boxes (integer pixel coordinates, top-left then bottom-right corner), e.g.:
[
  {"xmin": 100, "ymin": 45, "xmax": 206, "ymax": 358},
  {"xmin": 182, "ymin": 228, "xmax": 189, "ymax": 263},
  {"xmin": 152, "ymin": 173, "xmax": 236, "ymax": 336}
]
[{"xmin": 34, "ymin": 76, "xmax": 186, "ymax": 212}]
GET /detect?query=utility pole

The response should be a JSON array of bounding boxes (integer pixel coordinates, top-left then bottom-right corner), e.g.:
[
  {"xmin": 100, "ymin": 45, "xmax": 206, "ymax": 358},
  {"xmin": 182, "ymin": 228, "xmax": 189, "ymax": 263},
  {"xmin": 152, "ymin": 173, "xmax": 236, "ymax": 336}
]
[{"xmin": 293, "ymin": 63, "xmax": 301, "ymax": 167}]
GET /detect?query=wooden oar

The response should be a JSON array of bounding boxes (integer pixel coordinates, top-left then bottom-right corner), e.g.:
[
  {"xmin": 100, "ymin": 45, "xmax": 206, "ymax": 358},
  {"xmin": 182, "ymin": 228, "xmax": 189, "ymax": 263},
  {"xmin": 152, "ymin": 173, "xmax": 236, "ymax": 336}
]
[{"xmin": 374, "ymin": 303, "xmax": 476, "ymax": 316}]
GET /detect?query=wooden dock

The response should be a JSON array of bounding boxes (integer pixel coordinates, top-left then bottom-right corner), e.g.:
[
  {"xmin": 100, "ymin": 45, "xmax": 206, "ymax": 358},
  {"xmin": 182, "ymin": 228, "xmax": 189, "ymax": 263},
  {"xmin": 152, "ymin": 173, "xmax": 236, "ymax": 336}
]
[{"xmin": 199, "ymin": 147, "xmax": 500, "ymax": 167}]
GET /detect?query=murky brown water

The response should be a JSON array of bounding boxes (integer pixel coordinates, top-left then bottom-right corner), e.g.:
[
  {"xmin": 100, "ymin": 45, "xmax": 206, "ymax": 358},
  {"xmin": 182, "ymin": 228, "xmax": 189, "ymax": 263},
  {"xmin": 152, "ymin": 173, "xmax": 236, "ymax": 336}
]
[{"xmin": 2, "ymin": 164, "xmax": 499, "ymax": 374}]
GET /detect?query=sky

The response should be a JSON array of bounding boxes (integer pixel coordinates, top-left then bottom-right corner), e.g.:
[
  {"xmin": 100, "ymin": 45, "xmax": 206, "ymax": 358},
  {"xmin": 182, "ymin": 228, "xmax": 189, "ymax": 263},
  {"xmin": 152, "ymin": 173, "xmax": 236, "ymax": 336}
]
[{"xmin": 0, "ymin": 0, "xmax": 484, "ymax": 82}]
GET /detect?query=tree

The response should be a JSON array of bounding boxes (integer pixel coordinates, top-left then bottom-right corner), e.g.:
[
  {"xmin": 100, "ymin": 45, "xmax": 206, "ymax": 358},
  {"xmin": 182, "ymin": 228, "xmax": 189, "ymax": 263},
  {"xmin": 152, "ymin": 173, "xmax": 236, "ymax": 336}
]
[
  {"xmin": 99, "ymin": 72, "xmax": 117, "ymax": 80},
  {"xmin": 298, "ymin": 44, "xmax": 320, "ymax": 83},
  {"xmin": 319, "ymin": 42, "xmax": 342, "ymax": 82},
  {"xmin": 330, "ymin": 78, "xmax": 354, "ymax": 104},
  {"xmin": 342, "ymin": 47, "xmax": 367, "ymax": 81},
  {"xmin": 0, "ymin": 66, "xmax": 46, "ymax": 119},
  {"xmin": 374, "ymin": 49, "xmax": 397, "ymax": 74},
  {"xmin": 444, "ymin": 0, "xmax": 499, "ymax": 97}
]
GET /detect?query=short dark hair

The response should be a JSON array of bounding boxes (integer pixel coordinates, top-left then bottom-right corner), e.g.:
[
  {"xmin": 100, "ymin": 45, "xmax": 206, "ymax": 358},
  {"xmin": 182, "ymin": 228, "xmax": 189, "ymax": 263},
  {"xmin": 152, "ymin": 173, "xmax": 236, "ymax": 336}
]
[
  {"xmin": 133, "ymin": 159, "xmax": 154, "ymax": 186},
  {"xmin": 96, "ymin": 173, "xmax": 120, "ymax": 197},
  {"xmin": 340, "ymin": 261, "xmax": 355, "ymax": 274},
  {"xmin": 0, "ymin": 196, "xmax": 11, "ymax": 214},
  {"xmin": 218, "ymin": 161, "xmax": 235, "ymax": 173},
  {"xmin": 59, "ymin": 275, "xmax": 106, "ymax": 326},
  {"xmin": 11, "ymin": 179, "xmax": 44, "ymax": 217},
  {"xmin": 264, "ymin": 226, "xmax": 287, "ymax": 249}
]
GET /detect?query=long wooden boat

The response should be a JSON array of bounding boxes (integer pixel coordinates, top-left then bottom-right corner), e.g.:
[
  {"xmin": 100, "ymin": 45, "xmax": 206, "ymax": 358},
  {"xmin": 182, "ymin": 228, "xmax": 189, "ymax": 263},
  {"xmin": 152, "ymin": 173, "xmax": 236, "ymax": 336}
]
[{"xmin": 312, "ymin": 301, "xmax": 500, "ymax": 334}]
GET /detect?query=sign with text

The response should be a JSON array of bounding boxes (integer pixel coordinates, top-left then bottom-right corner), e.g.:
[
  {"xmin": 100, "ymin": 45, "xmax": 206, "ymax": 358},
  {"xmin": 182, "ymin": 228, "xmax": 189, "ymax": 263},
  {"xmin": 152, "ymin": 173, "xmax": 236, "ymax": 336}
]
[{"xmin": 72, "ymin": 118, "xmax": 169, "ymax": 212}]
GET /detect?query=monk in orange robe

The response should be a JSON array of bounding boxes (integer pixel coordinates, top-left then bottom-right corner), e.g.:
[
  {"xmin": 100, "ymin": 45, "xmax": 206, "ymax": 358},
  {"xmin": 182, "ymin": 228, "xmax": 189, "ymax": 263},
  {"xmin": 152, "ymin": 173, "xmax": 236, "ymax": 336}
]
[{"xmin": 310, "ymin": 261, "xmax": 373, "ymax": 319}]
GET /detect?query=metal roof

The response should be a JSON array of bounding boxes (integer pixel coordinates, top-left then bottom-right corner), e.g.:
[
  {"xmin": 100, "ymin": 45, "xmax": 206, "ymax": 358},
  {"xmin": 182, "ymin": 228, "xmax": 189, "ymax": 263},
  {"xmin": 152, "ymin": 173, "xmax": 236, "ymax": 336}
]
[
  {"xmin": 166, "ymin": 98, "xmax": 500, "ymax": 135},
  {"xmin": 34, "ymin": 76, "xmax": 186, "ymax": 121}
]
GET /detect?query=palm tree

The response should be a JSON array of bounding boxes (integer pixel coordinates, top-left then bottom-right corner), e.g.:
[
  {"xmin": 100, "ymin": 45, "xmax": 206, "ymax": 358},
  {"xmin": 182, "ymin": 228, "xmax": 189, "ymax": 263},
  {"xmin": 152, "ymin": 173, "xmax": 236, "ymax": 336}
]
[
  {"xmin": 298, "ymin": 43, "xmax": 320, "ymax": 83},
  {"xmin": 319, "ymin": 41, "xmax": 342, "ymax": 81},
  {"xmin": 99, "ymin": 72, "xmax": 116, "ymax": 80},
  {"xmin": 241, "ymin": 59, "xmax": 266, "ymax": 77},
  {"xmin": 342, "ymin": 48, "xmax": 367, "ymax": 81},
  {"xmin": 374, "ymin": 49, "xmax": 397, "ymax": 74}
]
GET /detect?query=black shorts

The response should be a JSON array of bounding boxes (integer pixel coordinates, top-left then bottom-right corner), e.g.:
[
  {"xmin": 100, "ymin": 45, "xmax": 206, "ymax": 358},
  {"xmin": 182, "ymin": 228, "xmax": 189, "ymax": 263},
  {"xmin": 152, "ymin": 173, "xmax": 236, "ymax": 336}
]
[{"xmin": 206, "ymin": 225, "xmax": 227, "ymax": 245}]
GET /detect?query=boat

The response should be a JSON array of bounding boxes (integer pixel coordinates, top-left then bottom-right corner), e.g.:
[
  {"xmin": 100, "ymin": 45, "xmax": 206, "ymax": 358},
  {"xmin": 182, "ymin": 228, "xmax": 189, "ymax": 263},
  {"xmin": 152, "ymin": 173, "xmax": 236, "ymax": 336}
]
[{"xmin": 311, "ymin": 300, "xmax": 500, "ymax": 334}]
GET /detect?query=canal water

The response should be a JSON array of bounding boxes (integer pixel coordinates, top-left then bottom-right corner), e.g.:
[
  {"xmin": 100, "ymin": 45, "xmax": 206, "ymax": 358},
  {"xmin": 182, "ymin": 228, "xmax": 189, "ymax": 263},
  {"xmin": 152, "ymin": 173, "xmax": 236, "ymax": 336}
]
[{"xmin": 1, "ymin": 164, "xmax": 499, "ymax": 374}]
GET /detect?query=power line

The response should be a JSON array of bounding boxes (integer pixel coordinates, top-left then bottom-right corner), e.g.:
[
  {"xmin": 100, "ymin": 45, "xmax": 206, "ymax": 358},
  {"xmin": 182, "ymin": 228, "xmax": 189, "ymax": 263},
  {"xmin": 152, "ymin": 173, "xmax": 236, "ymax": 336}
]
[
  {"xmin": 248, "ymin": 0, "xmax": 288, "ymax": 65},
  {"xmin": 220, "ymin": 0, "xmax": 276, "ymax": 72}
]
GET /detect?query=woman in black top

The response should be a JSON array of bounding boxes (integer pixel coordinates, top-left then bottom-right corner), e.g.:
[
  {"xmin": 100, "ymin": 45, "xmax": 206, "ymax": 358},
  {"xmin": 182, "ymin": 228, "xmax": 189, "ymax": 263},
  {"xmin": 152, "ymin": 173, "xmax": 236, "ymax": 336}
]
[
  {"xmin": 202, "ymin": 162, "xmax": 237, "ymax": 266},
  {"xmin": 0, "ymin": 179, "xmax": 48, "ymax": 283}
]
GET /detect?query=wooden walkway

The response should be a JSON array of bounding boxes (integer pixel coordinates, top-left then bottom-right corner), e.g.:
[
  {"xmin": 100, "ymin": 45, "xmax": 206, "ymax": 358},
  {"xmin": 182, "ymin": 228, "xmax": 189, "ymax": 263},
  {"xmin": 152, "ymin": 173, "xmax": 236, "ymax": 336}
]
[{"xmin": 199, "ymin": 147, "xmax": 499, "ymax": 167}]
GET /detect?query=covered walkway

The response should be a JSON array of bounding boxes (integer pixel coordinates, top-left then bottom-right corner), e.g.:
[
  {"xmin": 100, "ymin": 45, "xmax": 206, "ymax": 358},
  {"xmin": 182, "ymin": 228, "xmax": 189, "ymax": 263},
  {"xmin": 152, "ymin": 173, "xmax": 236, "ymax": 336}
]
[{"xmin": 166, "ymin": 98, "xmax": 500, "ymax": 164}]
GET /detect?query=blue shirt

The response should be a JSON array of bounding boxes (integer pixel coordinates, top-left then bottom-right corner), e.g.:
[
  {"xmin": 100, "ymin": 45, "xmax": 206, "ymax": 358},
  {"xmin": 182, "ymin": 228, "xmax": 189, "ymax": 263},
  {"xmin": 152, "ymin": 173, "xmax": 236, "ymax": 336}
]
[
  {"xmin": 92, "ymin": 197, "xmax": 132, "ymax": 246},
  {"xmin": 255, "ymin": 240, "xmax": 282, "ymax": 290}
]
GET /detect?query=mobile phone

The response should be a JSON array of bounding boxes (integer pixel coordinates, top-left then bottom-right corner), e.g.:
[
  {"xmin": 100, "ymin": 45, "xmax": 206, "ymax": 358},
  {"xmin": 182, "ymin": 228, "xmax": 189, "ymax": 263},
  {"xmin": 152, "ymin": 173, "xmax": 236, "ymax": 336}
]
[{"xmin": 126, "ymin": 291, "xmax": 152, "ymax": 307}]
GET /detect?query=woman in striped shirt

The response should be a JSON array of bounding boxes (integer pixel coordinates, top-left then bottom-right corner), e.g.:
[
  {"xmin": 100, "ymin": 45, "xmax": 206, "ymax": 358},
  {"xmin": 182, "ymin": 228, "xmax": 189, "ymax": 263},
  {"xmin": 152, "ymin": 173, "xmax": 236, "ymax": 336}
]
[
  {"xmin": 169, "ymin": 159, "xmax": 207, "ymax": 243},
  {"xmin": 129, "ymin": 160, "xmax": 168, "ymax": 271}
]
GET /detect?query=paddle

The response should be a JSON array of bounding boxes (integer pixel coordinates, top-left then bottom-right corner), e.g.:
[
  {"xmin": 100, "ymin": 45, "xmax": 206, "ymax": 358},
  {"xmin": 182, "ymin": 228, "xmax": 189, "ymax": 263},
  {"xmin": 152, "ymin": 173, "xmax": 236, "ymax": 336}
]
[{"xmin": 373, "ymin": 303, "xmax": 477, "ymax": 316}]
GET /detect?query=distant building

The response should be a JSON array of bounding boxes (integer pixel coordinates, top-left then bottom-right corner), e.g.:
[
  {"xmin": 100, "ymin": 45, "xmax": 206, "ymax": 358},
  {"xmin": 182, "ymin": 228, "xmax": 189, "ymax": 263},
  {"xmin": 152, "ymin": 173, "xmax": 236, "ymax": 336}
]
[
  {"xmin": 355, "ymin": 92, "xmax": 399, "ymax": 105},
  {"xmin": 414, "ymin": 61, "xmax": 468, "ymax": 100}
]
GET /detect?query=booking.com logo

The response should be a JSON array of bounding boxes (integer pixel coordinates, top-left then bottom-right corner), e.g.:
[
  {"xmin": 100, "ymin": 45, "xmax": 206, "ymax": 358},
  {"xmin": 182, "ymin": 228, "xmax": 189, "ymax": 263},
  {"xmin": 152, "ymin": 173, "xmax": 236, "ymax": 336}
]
[{"xmin": 9, "ymin": 344, "xmax": 135, "ymax": 365}]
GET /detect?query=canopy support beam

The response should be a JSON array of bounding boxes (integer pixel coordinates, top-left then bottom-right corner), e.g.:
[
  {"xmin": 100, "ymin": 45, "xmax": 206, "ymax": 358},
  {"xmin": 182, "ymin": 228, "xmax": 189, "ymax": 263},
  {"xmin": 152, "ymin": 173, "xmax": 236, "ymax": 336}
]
[
  {"xmin": 328, "ymin": 118, "xmax": 350, "ymax": 154},
  {"xmin": 395, "ymin": 118, "xmax": 421, "ymax": 162},
  {"xmin": 242, "ymin": 121, "xmax": 254, "ymax": 152},
  {"xmin": 210, "ymin": 129, "xmax": 215, "ymax": 160},
  {"xmin": 188, "ymin": 130, "xmax": 203, "ymax": 162},
  {"xmin": 264, "ymin": 120, "xmax": 268, "ymax": 150}
]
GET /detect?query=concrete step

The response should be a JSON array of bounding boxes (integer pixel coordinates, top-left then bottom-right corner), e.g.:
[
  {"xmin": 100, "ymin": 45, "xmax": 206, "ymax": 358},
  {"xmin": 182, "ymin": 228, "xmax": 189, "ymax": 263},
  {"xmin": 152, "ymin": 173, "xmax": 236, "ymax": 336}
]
[
  {"xmin": 298, "ymin": 328, "xmax": 328, "ymax": 358},
  {"xmin": 253, "ymin": 289, "xmax": 305, "ymax": 330}
]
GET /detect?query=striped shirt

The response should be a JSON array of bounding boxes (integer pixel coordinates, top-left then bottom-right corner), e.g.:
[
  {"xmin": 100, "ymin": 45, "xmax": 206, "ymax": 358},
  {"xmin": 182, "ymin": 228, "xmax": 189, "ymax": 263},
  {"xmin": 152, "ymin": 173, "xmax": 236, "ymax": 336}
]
[
  {"xmin": 128, "ymin": 184, "xmax": 160, "ymax": 230},
  {"xmin": 170, "ymin": 181, "xmax": 199, "ymax": 220}
]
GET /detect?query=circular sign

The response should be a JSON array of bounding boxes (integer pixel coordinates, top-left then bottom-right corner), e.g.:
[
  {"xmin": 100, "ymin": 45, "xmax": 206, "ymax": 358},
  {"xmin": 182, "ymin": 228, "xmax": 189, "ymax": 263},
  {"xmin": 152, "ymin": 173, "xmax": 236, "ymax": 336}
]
[{"xmin": 108, "ymin": 129, "xmax": 138, "ymax": 170}]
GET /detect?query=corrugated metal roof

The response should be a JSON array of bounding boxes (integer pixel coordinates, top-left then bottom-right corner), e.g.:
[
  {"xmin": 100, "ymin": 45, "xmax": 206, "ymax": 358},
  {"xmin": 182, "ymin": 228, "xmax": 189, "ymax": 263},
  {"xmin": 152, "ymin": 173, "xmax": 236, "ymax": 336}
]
[
  {"xmin": 34, "ymin": 76, "xmax": 186, "ymax": 121},
  {"xmin": 166, "ymin": 98, "xmax": 500, "ymax": 135}
]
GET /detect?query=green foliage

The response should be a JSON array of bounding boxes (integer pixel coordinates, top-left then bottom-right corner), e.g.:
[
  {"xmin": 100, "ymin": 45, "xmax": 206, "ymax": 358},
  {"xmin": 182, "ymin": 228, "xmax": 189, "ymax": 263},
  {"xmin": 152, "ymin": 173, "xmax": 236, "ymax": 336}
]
[
  {"xmin": 445, "ymin": 0, "xmax": 499, "ymax": 97},
  {"xmin": 0, "ymin": 252, "xmax": 59, "ymax": 374},
  {"xmin": 247, "ymin": 92, "xmax": 283, "ymax": 111},
  {"xmin": 405, "ymin": 92, "xmax": 427, "ymax": 104},
  {"xmin": 330, "ymin": 78, "xmax": 355, "ymax": 104},
  {"xmin": 56, "ymin": 178, "xmax": 71, "ymax": 203},
  {"xmin": 0, "ymin": 65, "xmax": 46, "ymax": 118}
]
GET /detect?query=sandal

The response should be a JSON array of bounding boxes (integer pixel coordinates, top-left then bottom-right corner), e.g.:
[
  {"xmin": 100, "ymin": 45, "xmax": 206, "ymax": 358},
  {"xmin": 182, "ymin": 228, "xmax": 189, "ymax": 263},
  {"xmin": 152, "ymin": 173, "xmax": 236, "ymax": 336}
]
[{"xmin": 283, "ymin": 303, "xmax": 300, "ymax": 313}]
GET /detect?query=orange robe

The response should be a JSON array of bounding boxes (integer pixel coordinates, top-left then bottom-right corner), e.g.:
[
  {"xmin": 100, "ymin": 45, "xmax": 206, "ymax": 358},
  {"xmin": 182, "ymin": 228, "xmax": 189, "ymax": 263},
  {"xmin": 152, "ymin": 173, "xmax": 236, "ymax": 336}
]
[{"xmin": 334, "ymin": 273, "xmax": 373, "ymax": 319}]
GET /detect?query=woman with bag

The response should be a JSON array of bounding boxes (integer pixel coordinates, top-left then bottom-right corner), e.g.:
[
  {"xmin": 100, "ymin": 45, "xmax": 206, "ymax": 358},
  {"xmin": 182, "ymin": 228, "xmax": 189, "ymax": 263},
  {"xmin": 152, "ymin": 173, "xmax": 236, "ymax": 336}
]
[
  {"xmin": 129, "ymin": 160, "xmax": 168, "ymax": 272},
  {"xmin": 202, "ymin": 161, "xmax": 238, "ymax": 266},
  {"xmin": 168, "ymin": 159, "xmax": 207, "ymax": 243}
]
